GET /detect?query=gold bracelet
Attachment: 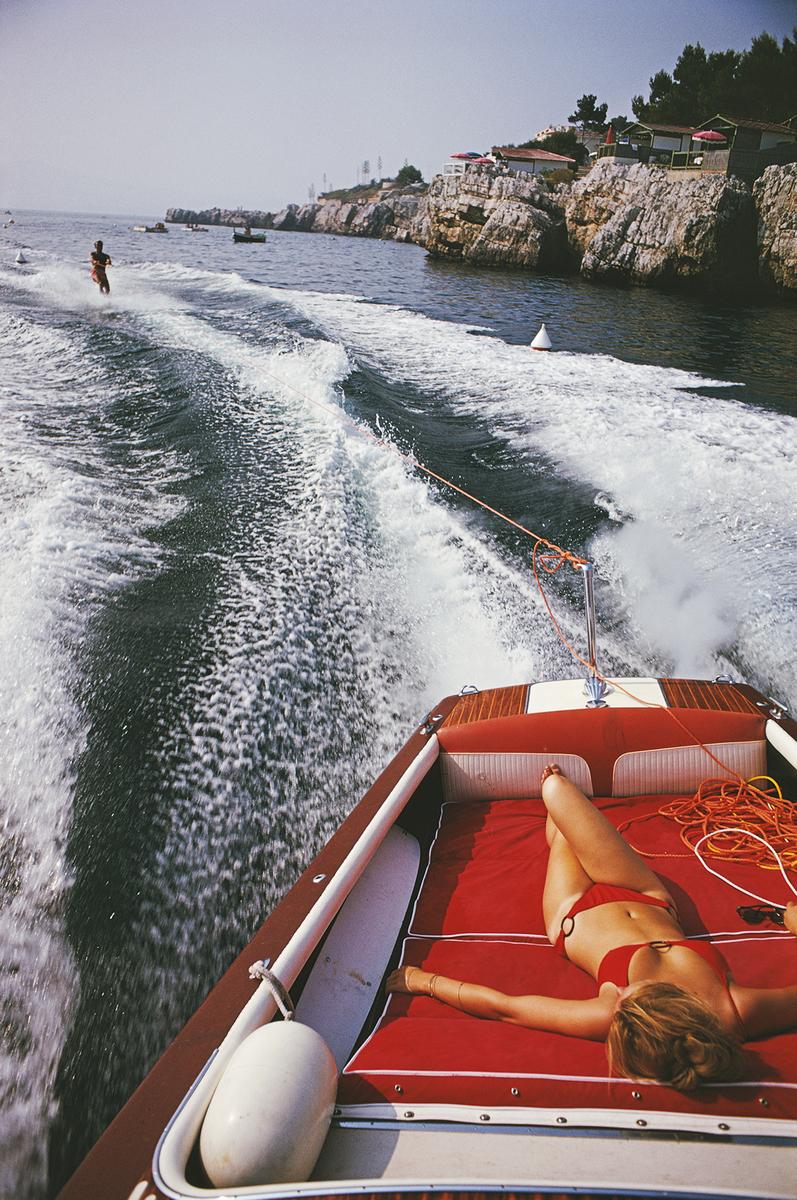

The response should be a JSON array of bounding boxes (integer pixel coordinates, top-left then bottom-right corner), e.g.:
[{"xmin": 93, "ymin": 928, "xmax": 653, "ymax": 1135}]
[
  {"xmin": 429, "ymin": 973, "xmax": 439, "ymax": 998},
  {"xmin": 456, "ymin": 981, "xmax": 464, "ymax": 1009}
]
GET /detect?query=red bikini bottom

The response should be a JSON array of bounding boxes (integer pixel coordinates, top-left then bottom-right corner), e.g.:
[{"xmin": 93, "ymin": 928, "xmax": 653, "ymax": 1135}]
[{"xmin": 553, "ymin": 883, "xmax": 672, "ymax": 954}]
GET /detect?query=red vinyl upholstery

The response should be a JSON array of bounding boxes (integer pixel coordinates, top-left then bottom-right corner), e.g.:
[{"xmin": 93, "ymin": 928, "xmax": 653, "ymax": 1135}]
[
  {"xmin": 342, "ymin": 794, "xmax": 797, "ymax": 1123},
  {"xmin": 437, "ymin": 708, "xmax": 766, "ymax": 797}
]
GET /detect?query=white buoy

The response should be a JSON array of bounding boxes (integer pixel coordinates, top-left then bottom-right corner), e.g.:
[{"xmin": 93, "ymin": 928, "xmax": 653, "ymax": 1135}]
[
  {"xmin": 200, "ymin": 1021, "xmax": 337, "ymax": 1187},
  {"xmin": 15, "ymin": 250, "xmax": 27, "ymax": 264},
  {"xmin": 531, "ymin": 322, "xmax": 552, "ymax": 351}
]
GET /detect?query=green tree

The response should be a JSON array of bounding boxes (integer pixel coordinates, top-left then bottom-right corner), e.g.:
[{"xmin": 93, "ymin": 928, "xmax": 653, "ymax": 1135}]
[
  {"xmin": 605, "ymin": 113, "xmax": 629, "ymax": 134},
  {"xmin": 396, "ymin": 163, "xmax": 424, "ymax": 186},
  {"xmin": 569, "ymin": 94, "xmax": 609, "ymax": 132},
  {"xmin": 631, "ymin": 29, "xmax": 797, "ymax": 126}
]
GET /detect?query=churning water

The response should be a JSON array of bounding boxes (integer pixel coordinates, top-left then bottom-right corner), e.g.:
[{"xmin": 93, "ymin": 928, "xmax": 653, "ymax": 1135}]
[{"xmin": 1, "ymin": 210, "xmax": 795, "ymax": 1196}]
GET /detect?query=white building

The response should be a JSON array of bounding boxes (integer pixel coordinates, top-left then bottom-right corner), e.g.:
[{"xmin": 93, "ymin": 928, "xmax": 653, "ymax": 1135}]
[
  {"xmin": 491, "ymin": 146, "xmax": 576, "ymax": 175},
  {"xmin": 442, "ymin": 151, "xmax": 494, "ymax": 176}
]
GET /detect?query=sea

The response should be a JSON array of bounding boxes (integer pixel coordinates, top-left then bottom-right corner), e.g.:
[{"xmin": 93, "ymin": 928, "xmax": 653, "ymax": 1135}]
[{"xmin": 1, "ymin": 209, "xmax": 796, "ymax": 1197}]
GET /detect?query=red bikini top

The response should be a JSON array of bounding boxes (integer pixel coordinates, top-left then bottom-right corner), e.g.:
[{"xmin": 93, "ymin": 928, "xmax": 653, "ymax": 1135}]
[{"xmin": 598, "ymin": 938, "xmax": 731, "ymax": 989}]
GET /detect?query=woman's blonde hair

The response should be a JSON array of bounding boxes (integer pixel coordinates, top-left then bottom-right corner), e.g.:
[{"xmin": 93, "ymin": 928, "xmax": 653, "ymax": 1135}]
[{"xmin": 607, "ymin": 982, "xmax": 746, "ymax": 1092}]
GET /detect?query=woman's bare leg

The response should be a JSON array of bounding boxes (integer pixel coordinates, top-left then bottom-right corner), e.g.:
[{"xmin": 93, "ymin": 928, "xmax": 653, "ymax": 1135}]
[
  {"xmin": 541, "ymin": 767, "xmax": 672, "ymax": 903},
  {"xmin": 542, "ymin": 826, "xmax": 592, "ymax": 943}
]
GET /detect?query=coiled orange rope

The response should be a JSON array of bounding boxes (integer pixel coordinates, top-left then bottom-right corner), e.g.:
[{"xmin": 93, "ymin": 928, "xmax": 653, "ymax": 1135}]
[{"xmin": 619, "ymin": 775, "xmax": 797, "ymax": 877}]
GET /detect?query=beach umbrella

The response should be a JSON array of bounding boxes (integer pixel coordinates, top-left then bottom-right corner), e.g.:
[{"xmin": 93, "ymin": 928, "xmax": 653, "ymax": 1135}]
[
  {"xmin": 604, "ymin": 125, "xmax": 614, "ymax": 144},
  {"xmin": 692, "ymin": 130, "xmax": 727, "ymax": 142}
]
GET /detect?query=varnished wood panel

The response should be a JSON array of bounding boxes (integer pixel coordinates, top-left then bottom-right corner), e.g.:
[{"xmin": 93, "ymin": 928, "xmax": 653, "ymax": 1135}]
[
  {"xmin": 660, "ymin": 678, "xmax": 761, "ymax": 714},
  {"xmin": 441, "ymin": 685, "xmax": 528, "ymax": 728}
]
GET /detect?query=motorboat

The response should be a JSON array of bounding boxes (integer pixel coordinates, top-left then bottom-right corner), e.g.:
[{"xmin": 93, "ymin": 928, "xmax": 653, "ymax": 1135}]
[
  {"xmin": 56, "ymin": 564, "xmax": 797, "ymax": 1200},
  {"xmin": 133, "ymin": 223, "xmax": 169, "ymax": 233},
  {"xmin": 233, "ymin": 228, "xmax": 266, "ymax": 243},
  {"xmin": 186, "ymin": 223, "xmax": 208, "ymax": 232}
]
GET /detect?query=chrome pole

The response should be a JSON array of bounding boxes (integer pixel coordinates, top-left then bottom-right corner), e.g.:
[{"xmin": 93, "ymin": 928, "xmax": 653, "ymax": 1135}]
[{"xmin": 580, "ymin": 562, "xmax": 608, "ymax": 707}]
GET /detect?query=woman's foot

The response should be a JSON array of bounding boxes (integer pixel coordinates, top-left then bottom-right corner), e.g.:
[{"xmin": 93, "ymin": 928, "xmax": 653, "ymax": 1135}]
[{"xmin": 541, "ymin": 763, "xmax": 562, "ymax": 788}]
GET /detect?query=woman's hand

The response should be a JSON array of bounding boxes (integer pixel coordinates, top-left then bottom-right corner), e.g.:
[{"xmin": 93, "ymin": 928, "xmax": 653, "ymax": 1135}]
[
  {"xmin": 784, "ymin": 901, "xmax": 797, "ymax": 936},
  {"xmin": 386, "ymin": 966, "xmax": 428, "ymax": 995}
]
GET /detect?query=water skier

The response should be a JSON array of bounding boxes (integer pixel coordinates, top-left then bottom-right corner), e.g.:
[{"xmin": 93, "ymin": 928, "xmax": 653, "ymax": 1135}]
[{"xmin": 90, "ymin": 240, "xmax": 112, "ymax": 294}]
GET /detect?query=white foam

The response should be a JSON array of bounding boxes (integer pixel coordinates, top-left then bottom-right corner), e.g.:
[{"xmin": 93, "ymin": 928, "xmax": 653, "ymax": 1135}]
[
  {"xmin": 245, "ymin": 288, "xmax": 797, "ymax": 703},
  {"xmin": 0, "ymin": 309, "xmax": 183, "ymax": 1193}
]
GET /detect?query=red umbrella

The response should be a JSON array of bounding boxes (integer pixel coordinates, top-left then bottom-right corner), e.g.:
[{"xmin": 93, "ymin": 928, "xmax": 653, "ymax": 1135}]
[
  {"xmin": 692, "ymin": 130, "xmax": 727, "ymax": 142},
  {"xmin": 604, "ymin": 124, "xmax": 614, "ymax": 144}
]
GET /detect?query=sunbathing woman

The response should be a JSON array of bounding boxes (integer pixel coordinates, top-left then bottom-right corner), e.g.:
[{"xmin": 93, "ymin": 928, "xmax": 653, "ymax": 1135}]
[{"xmin": 388, "ymin": 766, "xmax": 797, "ymax": 1092}]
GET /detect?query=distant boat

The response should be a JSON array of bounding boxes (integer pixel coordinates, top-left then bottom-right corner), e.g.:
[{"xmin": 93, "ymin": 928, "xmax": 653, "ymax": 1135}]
[
  {"xmin": 133, "ymin": 222, "xmax": 168, "ymax": 233},
  {"xmin": 185, "ymin": 223, "xmax": 207, "ymax": 232},
  {"xmin": 233, "ymin": 227, "xmax": 266, "ymax": 243}
]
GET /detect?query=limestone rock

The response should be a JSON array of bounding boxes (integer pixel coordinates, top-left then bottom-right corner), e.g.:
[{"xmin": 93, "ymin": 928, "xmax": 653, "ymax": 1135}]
[
  {"xmin": 165, "ymin": 206, "xmax": 273, "ymax": 229},
  {"xmin": 420, "ymin": 170, "xmax": 567, "ymax": 269},
  {"xmin": 567, "ymin": 161, "xmax": 756, "ymax": 290},
  {"xmin": 753, "ymin": 163, "xmax": 797, "ymax": 294}
]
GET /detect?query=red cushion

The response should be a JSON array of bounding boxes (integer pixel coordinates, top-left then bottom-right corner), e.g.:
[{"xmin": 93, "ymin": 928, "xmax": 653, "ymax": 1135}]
[
  {"xmin": 437, "ymin": 708, "xmax": 765, "ymax": 796},
  {"xmin": 343, "ymin": 794, "xmax": 797, "ymax": 1124},
  {"xmin": 343, "ymin": 936, "xmax": 797, "ymax": 1120}
]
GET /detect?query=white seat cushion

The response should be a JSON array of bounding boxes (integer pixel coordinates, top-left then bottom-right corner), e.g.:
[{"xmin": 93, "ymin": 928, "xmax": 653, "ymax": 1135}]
[
  {"xmin": 440, "ymin": 752, "xmax": 593, "ymax": 803},
  {"xmin": 612, "ymin": 740, "xmax": 766, "ymax": 797}
]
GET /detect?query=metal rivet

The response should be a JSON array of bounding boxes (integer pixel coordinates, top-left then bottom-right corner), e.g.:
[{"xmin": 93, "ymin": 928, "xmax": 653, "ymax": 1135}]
[
  {"xmin": 632, "ymin": 1090, "xmax": 642, "ymax": 1100},
  {"xmin": 510, "ymin": 1087, "xmax": 519, "ymax": 1096},
  {"xmin": 480, "ymin": 1113, "xmax": 490, "ymax": 1122},
  {"xmin": 394, "ymin": 1085, "xmax": 403, "ymax": 1094},
  {"xmin": 758, "ymin": 1097, "xmax": 769, "ymax": 1107},
  {"xmin": 636, "ymin": 1119, "xmax": 647, "ymax": 1127},
  {"xmin": 556, "ymin": 1116, "xmax": 567, "ymax": 1124},
  {"xmin": 312, "ymin": 874, "xmax": 326, "ymax": 884},
  {"xmin": 403, "ymin": 1110, "xmax": 414, "ymax": 1118},
  {"xmin": 719, "ymin": 1123, "xmax": 730, "ymax": 1131}
]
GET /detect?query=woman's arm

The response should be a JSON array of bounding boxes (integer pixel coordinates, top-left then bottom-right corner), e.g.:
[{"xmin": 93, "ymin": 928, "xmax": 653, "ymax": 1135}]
[
  {"xmin": 386, "ymin": 966, "xmax": 613, "ymax": 1041},
  {"xmin": 733, "ymin": 903, "xmax": 797, "ymax": 1039}
]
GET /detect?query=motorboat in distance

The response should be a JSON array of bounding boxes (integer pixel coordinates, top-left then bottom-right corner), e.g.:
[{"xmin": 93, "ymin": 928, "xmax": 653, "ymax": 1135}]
[{"xmin": 233, "ymin": 226, "xmax": 266, "ymax": 243}]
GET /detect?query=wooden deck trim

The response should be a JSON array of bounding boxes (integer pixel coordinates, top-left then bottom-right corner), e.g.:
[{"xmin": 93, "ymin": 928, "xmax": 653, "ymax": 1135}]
[
  {"xmin": 660, "ymin": 678, "xmax": 761, "ymax": 714},
  {"xmin": 441, "ymin": 685, "xmax": 528, "ymax": 728}
]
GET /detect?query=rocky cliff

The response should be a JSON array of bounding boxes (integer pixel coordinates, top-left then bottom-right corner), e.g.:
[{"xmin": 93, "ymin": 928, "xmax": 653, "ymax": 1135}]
[
  {"xmin": 166, "ymin": 184, "xmax": 424, "ymax": 242},
  {"xmin": 418, "ymin": 170, "xmax": 566, "ymax": 270},
  {"xmin": 753, "ymin": 162, "xmax": 797, "ymax": 293},
  {"xmin": 167, "ymin": 162, "xmax": 795, "ymax": 297},
  {"xmin": 565, "ymin": 161, "xmax": 757, "ymax": 291}
]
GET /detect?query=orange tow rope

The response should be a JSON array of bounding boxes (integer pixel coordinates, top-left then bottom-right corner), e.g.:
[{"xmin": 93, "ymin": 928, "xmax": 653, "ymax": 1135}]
[
  {"xmin": 259, "ymin": 352, "xmax": 792, "ymax": 854},
  {"xmin": 618, "ymin": 775, "xmax": 797, "ymax": 875}
]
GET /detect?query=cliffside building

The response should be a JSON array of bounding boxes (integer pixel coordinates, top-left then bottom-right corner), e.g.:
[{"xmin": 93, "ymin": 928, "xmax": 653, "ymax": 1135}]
[
  {"xmin": 490, "ymin": 146, "xmax": 576, "ymax": 175},
  {"xmin": 599, "ymin": 114, "xmax": 797, "ymax": 184},
  {"xmin": 691, "ymin": 115, "xmax": 797, "ymax": 183},
  {"xmin": 606, "ymin": 121, "xmax": 695, "ymax": 164}
]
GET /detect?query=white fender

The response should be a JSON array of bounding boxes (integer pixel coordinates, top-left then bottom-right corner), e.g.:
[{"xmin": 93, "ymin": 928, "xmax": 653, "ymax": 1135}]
[
  {"xmin": 199, "ymin": 1021, "xmax": 337, "ymax": 1188},
  {"xmin": 531, "ymin": 322, "xmax": 551, "ymax": 350}
]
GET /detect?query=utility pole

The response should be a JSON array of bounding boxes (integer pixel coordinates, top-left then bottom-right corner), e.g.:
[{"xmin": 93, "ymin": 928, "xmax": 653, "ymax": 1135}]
[{"xmin": 308, "ymin": 182, "xmax": 316, "ymax": 203}]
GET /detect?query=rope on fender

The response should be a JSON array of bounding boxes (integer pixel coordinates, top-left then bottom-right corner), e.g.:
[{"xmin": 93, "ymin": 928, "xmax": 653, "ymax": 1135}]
[{"xmin": 248, "ymin": 961, "xmax": 295, "ymax": 1020}]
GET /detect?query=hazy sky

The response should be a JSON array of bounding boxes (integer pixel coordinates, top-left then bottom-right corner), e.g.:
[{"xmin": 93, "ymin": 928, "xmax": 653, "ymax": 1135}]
[{"xmin": 2, "ymin": 0, "xmax": 795, "ymax": 216}]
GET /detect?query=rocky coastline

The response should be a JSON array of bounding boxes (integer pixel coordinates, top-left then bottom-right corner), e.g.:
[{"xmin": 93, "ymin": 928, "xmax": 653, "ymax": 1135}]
[{"xmin": 166, "ymin": 160, "xmax": 796, "ymax": 298}]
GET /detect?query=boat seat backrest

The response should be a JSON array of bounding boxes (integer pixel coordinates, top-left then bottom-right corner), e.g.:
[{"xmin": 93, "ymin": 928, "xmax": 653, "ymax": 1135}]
[
  {"xmin": 612, "ymin": 740, "xmax": 766, "ymax": 797},
  {"xmin": 437, "ymin": 707, "xmax": 766, "ymax": 801},
  {"xmin": 440, "ymin": 751, "xmax": 593, "ymax": 802}
]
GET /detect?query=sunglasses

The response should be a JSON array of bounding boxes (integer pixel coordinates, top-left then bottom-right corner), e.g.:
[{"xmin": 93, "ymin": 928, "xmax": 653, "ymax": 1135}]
[{"xmin": 737, "ymin": 903, "xmax": 786, "ymax": 928}]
